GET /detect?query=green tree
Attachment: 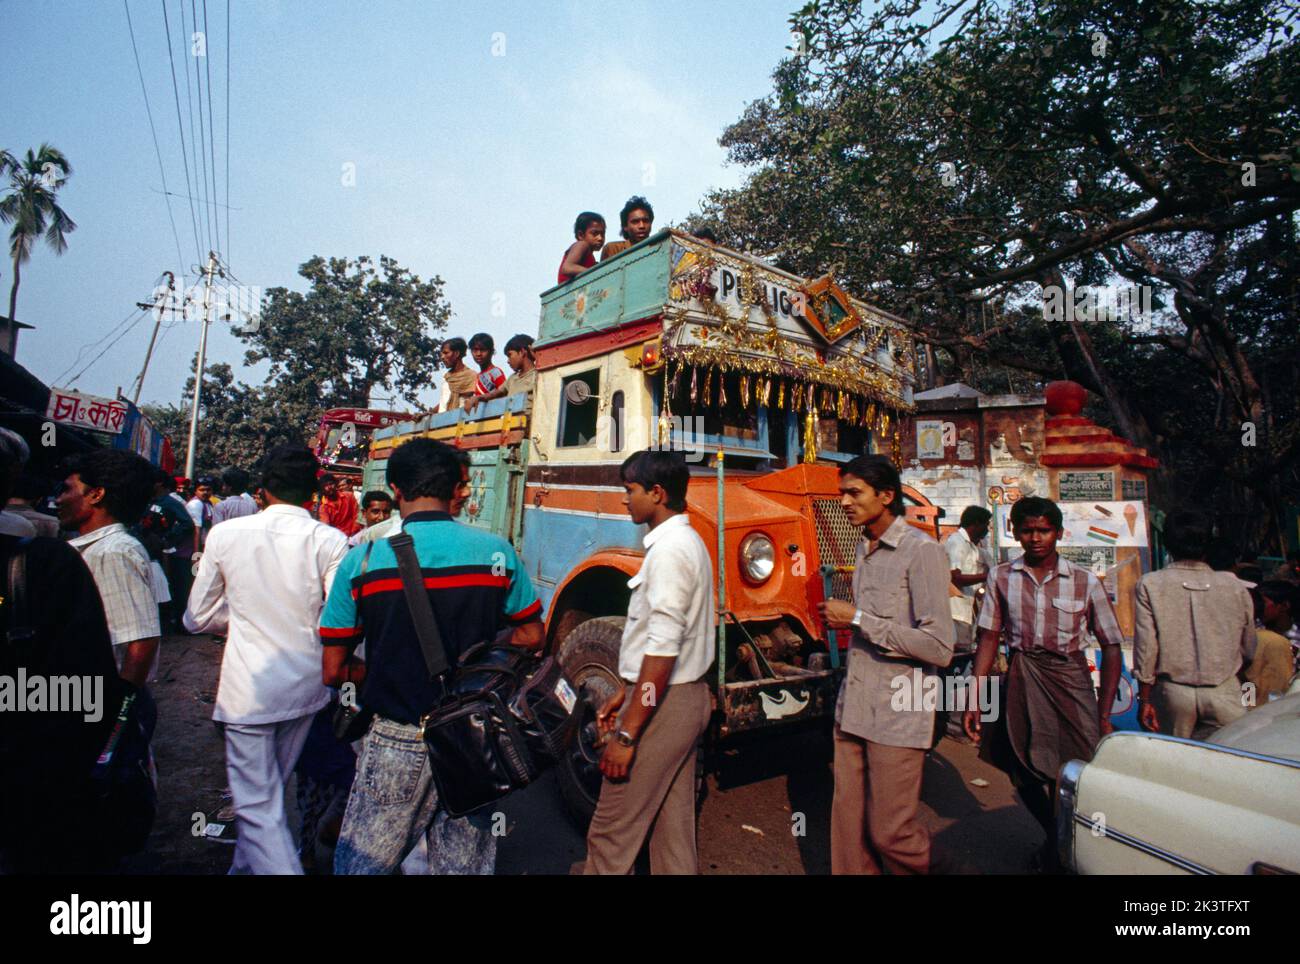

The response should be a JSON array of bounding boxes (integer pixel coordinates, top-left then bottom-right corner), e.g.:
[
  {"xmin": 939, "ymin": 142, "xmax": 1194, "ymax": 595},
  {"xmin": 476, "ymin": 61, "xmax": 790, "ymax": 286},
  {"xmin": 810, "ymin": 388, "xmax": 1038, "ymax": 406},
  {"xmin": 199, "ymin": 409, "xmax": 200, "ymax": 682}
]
[
  {"xmin": 0, "ymin": 144, "xmax": 76, "ymax": 321},
  {"xmin": 143, "ymin": 361, "xmax": 312, "ymax": 474},
  {"xmin": 699, "ymin": 0, "xmax": 1299, "ymax": 549},
  {"xmin": 145, "ymin": 254, "xmax": 451, "ymax": 474},
  {"xmin": 244, "ymin": 254, "xmax": 451, "ymax": 409}
]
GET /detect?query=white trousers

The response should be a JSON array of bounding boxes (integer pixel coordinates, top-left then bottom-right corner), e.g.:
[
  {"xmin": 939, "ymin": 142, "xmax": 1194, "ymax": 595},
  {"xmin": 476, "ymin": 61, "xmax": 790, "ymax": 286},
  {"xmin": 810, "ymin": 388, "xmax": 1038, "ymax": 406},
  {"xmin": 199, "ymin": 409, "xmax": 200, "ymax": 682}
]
[{"xmin": 224, "ymin": 714, "xmax": 315, "ymax": 875}]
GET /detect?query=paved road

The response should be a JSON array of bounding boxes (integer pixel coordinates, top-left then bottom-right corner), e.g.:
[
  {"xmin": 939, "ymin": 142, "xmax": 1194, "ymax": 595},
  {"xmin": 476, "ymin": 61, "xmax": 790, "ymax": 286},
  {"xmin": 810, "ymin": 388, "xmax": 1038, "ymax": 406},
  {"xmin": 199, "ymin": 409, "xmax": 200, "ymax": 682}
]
[
  {"xmin": 136, "ymin": 634, "xmax": 1043, "ymax": 874},
  {"xmin": 497, "ymin": 726, "xmax": 1043, "ymax": 875}
]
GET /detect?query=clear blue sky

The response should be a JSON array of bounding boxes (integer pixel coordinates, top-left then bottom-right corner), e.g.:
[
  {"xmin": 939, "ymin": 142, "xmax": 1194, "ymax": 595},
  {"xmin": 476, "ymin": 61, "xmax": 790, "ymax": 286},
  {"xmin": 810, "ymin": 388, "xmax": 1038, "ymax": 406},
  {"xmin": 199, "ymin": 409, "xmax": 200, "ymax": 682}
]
[{"xmin": 2, "ymin": 0, "xmax": 802, "ymax": 411}]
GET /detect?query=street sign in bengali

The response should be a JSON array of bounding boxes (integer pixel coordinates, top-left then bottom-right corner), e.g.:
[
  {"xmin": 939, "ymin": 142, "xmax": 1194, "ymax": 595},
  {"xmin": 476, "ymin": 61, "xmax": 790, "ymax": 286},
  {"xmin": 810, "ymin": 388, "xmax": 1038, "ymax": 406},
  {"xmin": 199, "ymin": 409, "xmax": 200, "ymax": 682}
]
[
  {"xmin": 1058, "ymin": 470, "xmax": 1114, "ymax": 502},
  {"xmin": 45, "ymin": 388, "xmax": 129, "ymax": 435}
]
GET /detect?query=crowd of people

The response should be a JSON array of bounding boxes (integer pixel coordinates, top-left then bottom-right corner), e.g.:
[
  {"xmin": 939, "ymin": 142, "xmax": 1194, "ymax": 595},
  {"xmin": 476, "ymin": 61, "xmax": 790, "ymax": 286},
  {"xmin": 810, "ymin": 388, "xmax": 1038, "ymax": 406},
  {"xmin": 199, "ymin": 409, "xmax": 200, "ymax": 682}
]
[{"xmin": 1, "ymin": 412, "xmax": 1297, "ymax": 875}]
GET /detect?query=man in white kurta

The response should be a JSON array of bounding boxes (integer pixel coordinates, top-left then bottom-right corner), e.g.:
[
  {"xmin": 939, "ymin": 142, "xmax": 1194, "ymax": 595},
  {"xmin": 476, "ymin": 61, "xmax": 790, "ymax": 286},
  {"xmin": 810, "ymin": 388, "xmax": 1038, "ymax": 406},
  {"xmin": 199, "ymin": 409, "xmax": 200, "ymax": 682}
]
[{"xmin": 185, "ymin": 446, "xmax": 348, "ymax": 874}]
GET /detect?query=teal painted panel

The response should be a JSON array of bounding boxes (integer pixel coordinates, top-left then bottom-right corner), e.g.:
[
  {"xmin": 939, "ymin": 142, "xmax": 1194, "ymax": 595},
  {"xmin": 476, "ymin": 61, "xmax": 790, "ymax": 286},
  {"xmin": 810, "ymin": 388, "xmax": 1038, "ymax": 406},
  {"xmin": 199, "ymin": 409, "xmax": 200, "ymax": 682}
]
[{"xmin": 537, "ymin": 230, "xmax": 672, "ymax": 346}]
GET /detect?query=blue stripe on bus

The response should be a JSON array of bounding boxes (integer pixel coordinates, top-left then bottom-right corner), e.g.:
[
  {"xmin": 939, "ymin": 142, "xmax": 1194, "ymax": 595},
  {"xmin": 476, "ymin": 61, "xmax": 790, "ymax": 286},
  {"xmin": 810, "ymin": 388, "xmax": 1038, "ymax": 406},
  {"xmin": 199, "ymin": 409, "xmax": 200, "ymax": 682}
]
[{"xmin": 521, "ymin": 505, "xmax": 646, "ymax": 610}]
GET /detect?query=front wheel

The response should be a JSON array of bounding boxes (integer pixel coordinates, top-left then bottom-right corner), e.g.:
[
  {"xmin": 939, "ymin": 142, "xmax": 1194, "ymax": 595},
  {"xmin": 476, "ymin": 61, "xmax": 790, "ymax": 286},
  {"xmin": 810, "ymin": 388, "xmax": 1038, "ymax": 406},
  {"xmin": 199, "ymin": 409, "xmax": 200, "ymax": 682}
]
[{"xmin": 555, "ymin": 616, "xmax": 626, "ymax": 828}]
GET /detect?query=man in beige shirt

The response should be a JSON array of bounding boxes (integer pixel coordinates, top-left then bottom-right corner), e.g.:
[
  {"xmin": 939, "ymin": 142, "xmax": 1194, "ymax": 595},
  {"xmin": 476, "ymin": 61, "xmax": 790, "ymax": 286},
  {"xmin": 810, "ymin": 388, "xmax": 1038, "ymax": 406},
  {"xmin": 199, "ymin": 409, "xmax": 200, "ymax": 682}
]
[
  {"xmin": 1135, "ymin": 511, "xmax": 1255, "ymax": 739},
  {"xmin": 818, "ymin": 455, "xmax": 954, "ymax": 875},
  {"xmin": 437, "ymin": 337, "xmax": 478, "ymax": 412}
]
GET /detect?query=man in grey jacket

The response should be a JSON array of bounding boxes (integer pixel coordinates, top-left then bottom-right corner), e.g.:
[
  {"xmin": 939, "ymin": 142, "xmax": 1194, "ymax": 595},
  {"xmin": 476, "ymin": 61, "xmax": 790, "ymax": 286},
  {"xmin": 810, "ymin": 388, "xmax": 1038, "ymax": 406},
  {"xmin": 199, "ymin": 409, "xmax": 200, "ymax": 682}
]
[
  {"xmin": 818, "ymin": 455, "xmax": 954, "ymax": 875},
  {"xmin": 1135, "ymin": 510, "xmax": 1255, "ymax": 739}
]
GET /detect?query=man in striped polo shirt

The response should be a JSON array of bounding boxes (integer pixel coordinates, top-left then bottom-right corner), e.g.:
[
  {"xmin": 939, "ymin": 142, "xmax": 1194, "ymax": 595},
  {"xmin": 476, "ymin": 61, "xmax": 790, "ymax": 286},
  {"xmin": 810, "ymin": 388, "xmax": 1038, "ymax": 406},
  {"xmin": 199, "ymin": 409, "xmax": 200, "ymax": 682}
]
[
  {"xmin": 963, "ymin": 496, "xmax": 1123, "ymax": 872},
  {"xmin": 321, "ymin": 438, "xmax": 543, "ymax": 875}
]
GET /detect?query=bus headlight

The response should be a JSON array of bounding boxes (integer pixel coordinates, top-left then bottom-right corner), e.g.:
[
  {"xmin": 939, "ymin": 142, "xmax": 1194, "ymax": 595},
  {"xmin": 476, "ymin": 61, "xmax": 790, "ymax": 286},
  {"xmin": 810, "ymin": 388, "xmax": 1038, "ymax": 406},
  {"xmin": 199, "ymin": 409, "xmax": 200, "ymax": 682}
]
[{"xmin": 739, "ymin": 533, "xmax": 776, "ymax": 584}]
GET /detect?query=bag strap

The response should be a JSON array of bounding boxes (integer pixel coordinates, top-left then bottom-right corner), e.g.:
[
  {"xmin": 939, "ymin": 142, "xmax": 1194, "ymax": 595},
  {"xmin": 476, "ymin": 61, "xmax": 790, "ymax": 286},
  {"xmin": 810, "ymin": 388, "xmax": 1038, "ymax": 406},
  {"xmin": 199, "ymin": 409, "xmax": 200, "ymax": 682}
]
[{"xmin": 388, "ymin": 531, "xmax": 449, "ymax": 679}]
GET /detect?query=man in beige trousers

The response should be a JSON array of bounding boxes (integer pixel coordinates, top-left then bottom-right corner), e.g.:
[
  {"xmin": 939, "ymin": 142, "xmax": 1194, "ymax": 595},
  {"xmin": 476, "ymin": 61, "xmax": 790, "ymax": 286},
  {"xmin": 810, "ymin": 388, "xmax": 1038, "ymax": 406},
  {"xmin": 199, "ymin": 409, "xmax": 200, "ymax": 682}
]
[
  {"xmin": 582, "ymin": 450, "xmax": 714, "ymax": 875},
  {"xmin": 1135, "ymin": 510, "xmax": 1255, "ymax": 739}
]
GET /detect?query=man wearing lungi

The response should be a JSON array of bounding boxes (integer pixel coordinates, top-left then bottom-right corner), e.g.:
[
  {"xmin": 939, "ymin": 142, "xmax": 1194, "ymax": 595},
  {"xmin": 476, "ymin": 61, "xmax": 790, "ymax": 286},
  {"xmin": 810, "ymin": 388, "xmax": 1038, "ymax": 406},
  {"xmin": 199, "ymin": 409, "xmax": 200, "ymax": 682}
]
[{"xmin": 963, "ymin": 496, "xmax": 1123, "ymax": 872}]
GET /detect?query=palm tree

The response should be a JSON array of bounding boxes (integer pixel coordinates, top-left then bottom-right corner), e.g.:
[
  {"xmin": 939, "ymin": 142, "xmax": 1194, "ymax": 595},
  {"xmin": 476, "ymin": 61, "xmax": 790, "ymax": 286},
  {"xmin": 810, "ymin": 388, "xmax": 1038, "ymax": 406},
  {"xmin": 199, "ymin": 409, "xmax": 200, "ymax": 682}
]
[{"xmin": 0, "ymin": 144, "xmax": 76, "ymax": 322}]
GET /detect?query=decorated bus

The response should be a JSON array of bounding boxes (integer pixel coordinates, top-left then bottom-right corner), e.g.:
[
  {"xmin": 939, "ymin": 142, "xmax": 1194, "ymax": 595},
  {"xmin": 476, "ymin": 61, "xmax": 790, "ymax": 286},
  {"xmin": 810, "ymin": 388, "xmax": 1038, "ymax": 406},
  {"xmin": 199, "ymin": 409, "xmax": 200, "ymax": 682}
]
[
  {"xmin": 364, "ymin": 228, "xmax": 937, "ymax": 820},
  {"xmin": 313, "ymin": 407, "xmax": 418, "ymax": 485}
]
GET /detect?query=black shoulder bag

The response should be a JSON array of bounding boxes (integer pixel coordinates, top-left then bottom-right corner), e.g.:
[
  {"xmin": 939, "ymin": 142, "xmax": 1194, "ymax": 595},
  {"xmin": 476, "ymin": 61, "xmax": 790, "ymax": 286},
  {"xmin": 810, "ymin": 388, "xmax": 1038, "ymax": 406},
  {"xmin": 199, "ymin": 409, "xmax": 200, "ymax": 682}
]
[{"xmin": 388, "ymin": 531, "xmax": 577, "ymax": 818}]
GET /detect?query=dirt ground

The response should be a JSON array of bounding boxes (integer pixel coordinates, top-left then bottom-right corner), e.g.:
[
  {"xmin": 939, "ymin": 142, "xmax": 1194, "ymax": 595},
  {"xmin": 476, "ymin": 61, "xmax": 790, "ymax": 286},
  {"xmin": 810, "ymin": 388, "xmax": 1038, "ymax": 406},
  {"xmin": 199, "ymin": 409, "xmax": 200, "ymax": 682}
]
[
  {"xmin": 125, "ymin": 633, "xmax": 1040, "ymax": 875},
  {"xmin": 121, "ymin": 633, "xmax": 236, "ymax": 874}
]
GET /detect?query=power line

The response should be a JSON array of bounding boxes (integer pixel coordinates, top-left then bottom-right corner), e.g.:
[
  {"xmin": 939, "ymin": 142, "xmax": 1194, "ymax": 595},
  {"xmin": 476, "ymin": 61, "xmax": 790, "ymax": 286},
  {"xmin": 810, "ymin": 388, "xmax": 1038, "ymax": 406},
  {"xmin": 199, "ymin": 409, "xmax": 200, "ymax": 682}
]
[
  {"xmin": 148, "ymin": 185, "xmax": 238, "ymax": 210},
  {"xmin": 180, "ymin": 0, "xmax": 210, "ymax": 253},
  {"xmin": 225, "ymin": 0, "xmax": 231, "ymax": 263},
  {"xmin": 161, "ymin": 0, "xmax": 204, "ymax": 268},
  {"xmin": 66, "ymin": 310, "xmax": 153, "ymax": 387},
  {"xmin": 50, "ymin": 306, "xmax": 148, "ymax": 385},
  {"xmin": 123, "ymin": 0, "xmax": 186, "ymax": 276},
  {"xmin": 202, "ymin": 0, "xmax": 220, "ymax": 259},
  {"xmin": 190, "ymin": 0, "xmax": 217, "ymax": 256}
]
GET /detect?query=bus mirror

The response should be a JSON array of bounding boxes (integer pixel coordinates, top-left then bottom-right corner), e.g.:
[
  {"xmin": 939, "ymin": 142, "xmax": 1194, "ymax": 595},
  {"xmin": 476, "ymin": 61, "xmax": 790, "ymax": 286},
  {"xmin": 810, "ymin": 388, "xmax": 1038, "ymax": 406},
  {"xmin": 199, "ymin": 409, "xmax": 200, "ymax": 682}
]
[{"xmin": 563, "ymin": 380, "xmax": 594, "ymax": 405}]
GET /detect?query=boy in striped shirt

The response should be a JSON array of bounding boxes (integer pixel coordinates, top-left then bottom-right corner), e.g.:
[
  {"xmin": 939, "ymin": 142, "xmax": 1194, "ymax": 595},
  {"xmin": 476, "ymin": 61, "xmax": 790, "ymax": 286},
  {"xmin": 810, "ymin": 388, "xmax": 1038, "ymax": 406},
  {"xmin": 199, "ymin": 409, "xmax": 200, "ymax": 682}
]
[{"xmin": 963, "ymin": 496, "xmax": 1123, "ymax": 872}]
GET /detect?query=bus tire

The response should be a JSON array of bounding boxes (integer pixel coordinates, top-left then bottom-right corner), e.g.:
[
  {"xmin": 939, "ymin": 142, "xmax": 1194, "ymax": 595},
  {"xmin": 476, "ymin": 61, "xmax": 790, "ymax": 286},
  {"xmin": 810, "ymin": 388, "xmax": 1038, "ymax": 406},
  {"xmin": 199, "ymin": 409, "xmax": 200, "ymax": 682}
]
[{"xmin": 555, "ymin": 615, "xmax": 625, "ymax": 828}]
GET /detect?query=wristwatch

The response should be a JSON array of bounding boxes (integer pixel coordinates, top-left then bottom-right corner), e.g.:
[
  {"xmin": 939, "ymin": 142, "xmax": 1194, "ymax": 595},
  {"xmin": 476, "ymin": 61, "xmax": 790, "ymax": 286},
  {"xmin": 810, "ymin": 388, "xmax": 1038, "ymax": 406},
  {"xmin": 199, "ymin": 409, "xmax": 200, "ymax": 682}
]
[
  {"xmin": 614, "ymin": 729, "xmax": 638, "ymax": 748},
  {"xmin": 850, "ymin": 609, "xmax": 867, "ymax": 631}
]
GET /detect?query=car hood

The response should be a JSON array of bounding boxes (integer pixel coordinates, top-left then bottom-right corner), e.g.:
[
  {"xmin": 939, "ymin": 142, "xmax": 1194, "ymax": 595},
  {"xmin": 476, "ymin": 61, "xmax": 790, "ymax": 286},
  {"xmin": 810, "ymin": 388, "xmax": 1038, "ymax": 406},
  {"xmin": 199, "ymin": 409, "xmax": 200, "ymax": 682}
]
[{"xmin": 1207, "ymin": 684, "xmax": 1300, "ymax": 763}]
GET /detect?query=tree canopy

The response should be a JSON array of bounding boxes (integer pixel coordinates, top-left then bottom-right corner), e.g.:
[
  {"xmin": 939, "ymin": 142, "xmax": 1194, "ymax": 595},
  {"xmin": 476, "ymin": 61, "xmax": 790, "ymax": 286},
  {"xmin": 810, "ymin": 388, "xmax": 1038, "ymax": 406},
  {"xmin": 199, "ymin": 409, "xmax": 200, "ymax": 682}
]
[
  {"xmin": 1, "ymin": 143, "xmax": 76, "ymax": 321},
  {"xmin": 145, "ymin": 254, "xmax": 450, "ymax": 474},
  {"xmin": 697, "ymin": 0, "xmax": 1299, "ymax": 550}
]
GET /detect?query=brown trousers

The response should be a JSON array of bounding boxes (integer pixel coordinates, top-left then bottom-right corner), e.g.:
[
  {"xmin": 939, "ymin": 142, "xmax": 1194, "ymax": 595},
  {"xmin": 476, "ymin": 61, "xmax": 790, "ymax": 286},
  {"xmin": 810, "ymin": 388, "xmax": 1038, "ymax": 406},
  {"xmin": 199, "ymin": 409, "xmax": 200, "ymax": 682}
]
[
  {"xmin": 831, "ymin": 727, "xmax": 930, "ymax": 875},
  {"xmin": 582, "ymin": 680, "xmax": 711, "ymax": 875}
]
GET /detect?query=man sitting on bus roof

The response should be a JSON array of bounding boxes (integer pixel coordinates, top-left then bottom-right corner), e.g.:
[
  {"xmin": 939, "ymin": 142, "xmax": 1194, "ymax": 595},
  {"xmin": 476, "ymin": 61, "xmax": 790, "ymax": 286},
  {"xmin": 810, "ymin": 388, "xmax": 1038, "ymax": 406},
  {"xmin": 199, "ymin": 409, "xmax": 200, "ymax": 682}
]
[
  {"xmin": 600, "ymin": 196, "xmax": 654, "ymax": 261},
  {"xmin": 437, "ymin": 337, "xmax": 478, "ymax": 413}
]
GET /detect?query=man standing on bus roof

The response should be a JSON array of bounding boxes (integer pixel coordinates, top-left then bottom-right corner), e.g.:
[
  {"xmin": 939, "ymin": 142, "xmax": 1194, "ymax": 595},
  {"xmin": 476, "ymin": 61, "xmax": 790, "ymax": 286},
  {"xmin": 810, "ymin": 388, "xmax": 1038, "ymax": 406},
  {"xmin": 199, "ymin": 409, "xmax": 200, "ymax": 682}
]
[
  {"xmin": 817, "ymin": 454, "xmax": 955, "ymax": 875},
  {"xmin": 600, "ymin": 197, "xmax": 654, "ymax": 261},
  {"xmin": 437, "ymin": 337, "xmax": 477, "ymax": 413},
  {"xmin": 582, "ymin": 450, "xmax": 714, "ymax": 875}
]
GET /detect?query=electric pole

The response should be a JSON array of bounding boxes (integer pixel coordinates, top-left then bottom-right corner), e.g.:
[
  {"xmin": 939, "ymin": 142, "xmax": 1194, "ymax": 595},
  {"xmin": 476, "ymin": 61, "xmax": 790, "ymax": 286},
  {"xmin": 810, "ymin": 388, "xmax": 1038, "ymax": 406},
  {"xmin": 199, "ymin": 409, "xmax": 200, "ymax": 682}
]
[
  {"xmin": 184, "ymin": 252, "xmax": 222, "ymax": 479},
  {"xmin": 131, "ymin": 271, "xmax": 181, "ymax": 405}
]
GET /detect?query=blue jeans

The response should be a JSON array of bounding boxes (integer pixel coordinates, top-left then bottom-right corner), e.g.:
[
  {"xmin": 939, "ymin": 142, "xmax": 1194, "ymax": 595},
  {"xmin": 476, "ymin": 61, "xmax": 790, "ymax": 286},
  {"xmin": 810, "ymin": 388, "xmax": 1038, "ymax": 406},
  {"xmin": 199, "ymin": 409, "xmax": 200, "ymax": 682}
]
[{"xmin": 333, "ymin": 715, "xmax": 497, "ymax": 875}]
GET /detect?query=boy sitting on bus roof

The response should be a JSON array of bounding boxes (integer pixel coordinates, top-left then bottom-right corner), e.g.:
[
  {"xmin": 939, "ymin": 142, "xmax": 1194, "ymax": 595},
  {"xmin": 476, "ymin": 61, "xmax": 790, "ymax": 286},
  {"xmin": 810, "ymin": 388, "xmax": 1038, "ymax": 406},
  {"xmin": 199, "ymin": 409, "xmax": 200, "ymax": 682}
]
[
  {"xmin": 465, "ymin": 333, "xmax": 507, "ymax": 410},
  {"xmin": 558, "ymin": 212, "xmax": 605, "ymax": 284},
  {"xmin": 469, "ymin": 334, "xmax": 536, "ymax": 411}
]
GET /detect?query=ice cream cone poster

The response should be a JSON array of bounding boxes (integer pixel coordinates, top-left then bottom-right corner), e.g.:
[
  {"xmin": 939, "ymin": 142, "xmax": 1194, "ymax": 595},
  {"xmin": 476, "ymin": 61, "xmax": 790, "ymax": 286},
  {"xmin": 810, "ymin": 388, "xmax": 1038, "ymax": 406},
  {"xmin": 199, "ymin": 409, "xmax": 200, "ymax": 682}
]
[{"xmin": 994, "ymin": 500, "xmax": 1148, "ymax": 548}]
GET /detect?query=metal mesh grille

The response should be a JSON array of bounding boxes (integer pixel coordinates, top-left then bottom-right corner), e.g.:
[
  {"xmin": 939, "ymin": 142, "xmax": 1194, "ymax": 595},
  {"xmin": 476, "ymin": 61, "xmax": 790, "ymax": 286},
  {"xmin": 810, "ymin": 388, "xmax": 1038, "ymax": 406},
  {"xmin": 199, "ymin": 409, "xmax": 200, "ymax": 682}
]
[{"xmin": 812, "ymin": 498, "xmax": 861, "ymax": 602}]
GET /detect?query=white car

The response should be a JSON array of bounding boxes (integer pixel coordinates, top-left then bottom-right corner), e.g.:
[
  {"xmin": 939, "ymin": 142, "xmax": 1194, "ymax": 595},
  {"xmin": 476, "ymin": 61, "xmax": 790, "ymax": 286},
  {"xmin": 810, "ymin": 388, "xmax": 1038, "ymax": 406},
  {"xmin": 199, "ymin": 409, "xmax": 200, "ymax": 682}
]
[{"xmin": 1059, "ymin": 682, "xmax": 1300, "ymax": 874}]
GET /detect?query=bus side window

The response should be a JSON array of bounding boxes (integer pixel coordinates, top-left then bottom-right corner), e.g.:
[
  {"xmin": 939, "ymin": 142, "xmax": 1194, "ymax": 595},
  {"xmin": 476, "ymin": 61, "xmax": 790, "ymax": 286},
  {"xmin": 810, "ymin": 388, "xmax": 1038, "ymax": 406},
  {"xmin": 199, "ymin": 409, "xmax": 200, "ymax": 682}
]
[{"xmin": 558, "ymin": 369, "xmax": 600, "ymax": 447}]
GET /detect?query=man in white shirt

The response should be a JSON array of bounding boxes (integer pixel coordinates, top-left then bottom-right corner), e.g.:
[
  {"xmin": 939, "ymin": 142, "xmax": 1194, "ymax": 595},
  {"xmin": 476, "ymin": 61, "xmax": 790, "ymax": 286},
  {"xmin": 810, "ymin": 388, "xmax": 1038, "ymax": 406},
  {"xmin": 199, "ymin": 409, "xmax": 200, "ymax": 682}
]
[
  {"xmin": 186, "ymin": 475, "xmax": 216, "ymax": 550},
  {"xmin": 185, "ymin": 445, "xmax": 348, "ymax": 875},
  {"xmin": 57, "ymin": 450, "xmax": 162, "ymax": 686},
  {"xmin": 583, "ymin": 450, "xmax": 715, "ymax": 875},
  {"xmin": 347, "ymin": 490, "xmax": 396, "ymax": 546},
  {"xmin": 945, "ymin": 506, "xmax": 992, "ymax": 653}
]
